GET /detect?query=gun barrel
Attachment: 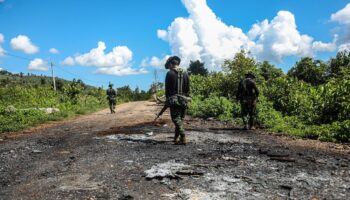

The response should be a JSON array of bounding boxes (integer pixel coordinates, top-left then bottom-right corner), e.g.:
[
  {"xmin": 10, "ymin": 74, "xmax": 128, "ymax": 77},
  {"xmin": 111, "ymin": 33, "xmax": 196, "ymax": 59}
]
[{"xmin": 155, "ymin": 104, "xmax": 169, "ymax": 120}]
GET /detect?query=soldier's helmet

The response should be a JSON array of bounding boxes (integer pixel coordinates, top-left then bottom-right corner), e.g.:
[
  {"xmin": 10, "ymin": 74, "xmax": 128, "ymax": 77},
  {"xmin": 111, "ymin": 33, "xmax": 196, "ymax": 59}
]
[
  {"xmin": 165, "ymin": 56, "xmax": 181, "ymax": 69},
  {"xmin": 245, "ymin": 71, "xmax": 256, "ymax": 79},
  {"xmin": 108, "ymin": 83, "xmax": 113, "ymax": 88}
]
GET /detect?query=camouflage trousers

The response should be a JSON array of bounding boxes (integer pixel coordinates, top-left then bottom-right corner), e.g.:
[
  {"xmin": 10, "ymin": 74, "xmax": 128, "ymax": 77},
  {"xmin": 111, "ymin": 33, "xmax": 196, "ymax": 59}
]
[
  {"xmin": 108, "ymin": 99, "xmax": 116, "ymax": 113},
  {"xmin": 170, "ymin": 106, "xmax": 186, "ymax": 137},
  {"xmin": 240, "ymin": 99, "xmax": 257, "ymax": 129}
]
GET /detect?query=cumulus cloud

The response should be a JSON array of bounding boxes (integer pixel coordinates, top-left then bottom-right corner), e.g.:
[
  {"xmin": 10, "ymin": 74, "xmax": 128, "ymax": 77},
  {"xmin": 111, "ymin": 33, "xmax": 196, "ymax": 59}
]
[
  {"xmin": 0, "ymin": 33, "xmax": 4, "ymax": 56},
  {"xmin": 338, "ymin": 43, "xmax": 350, "ymax": 52},
  {"xmin": 10, "ymin": 35, "xmax": 39, "ymax": 54},
  {"xmin": 250, "ymin": 11, "xmax": 338, "ymax": 62},
  {"xmin": 95, "ymin": 67, "xmax": 148, "ymax": 76},
  {"xmin": 0, "ymin": 33, "xmax": 4, "ymax": 44},
  {"xmin": 331, "ymin": 3, "xmax": 350, "ymax": 25},
  {"xmin": 49, "ymin": 48, "xmax": 59, "ymax": 54},
  {"xmin": 152, "ymin": 0, "xmax": 335, "ymax": 70},
  {"xmin": 28, "ymin": 58, "xmax": 49, "ymax": 71},
  {"xmin": 0, "ymin": 47, "xmax": 4, "ymax": 56},
  {"xmin": 62, "ymin": 41, "xmax": 147, "ymax": 76},
  {"xmin": 157, "ymin": 0, "xmax": 249, "ymax": 70},
  {"xmin": 249, "ymin": 11, "xmax": 324, "ymax": 62},
  {"xmin": 312, "ymin": 41, "xmax": 337, "ymax": 52},
  {"xmin": 141, "ymin": 55, "xmax": 170, "ymax": 68},
  {"xmin": 331, "ymin": 3, "xmax": 350, "ymax": 47},
  {"xmin": 61, "ymin": 56, "xmax": 75, "ymax": 65}
]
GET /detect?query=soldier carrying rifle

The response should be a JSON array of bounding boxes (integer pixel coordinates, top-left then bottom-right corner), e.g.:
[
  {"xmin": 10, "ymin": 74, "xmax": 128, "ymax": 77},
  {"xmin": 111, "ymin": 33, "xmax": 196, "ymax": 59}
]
[
  {"xmin": 106, "ymin": 83, "xmax": 117, "ymax": 114},
  {"xmin": 236, "ymin": 72, "xmax": 259, "ymax": 130},
  {"xmin": 155, "ymin": 56, "xmax": 190, "ymax": 145}
]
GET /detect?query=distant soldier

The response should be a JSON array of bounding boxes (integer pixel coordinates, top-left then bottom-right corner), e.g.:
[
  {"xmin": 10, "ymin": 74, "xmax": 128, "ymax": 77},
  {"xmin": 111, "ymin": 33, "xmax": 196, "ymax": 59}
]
[
  {"xmin": 236, "ymin": 72, "xmax": 259, "ymax": 130},
  {"xmin": 106, "ymin": 83, "xmax": 117, "ymax": 114},
  {"xmin": 164, "ymin": 56, "xmax": 190, "ymax": 145}
]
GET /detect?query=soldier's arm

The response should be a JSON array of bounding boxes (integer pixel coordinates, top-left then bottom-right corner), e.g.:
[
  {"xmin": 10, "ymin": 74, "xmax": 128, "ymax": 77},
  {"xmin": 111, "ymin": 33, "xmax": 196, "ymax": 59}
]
[
  {"xmin": 253, "ymin": 82, "xmax": 259, "ymax": 97},
  {"xmin": 165, "ymin": 71, "xmax": 176, "ymax": 98}
]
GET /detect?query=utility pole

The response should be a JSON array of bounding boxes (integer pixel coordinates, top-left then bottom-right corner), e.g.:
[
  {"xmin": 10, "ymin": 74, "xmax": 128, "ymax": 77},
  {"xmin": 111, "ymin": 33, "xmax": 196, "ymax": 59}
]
[
  {"xmin": 153, "ymin": 69, "xmax": 158, "ymax": 93},
  {"xmin": 51, "ymin": 62, "xmax": 56, "ymax": 91}
]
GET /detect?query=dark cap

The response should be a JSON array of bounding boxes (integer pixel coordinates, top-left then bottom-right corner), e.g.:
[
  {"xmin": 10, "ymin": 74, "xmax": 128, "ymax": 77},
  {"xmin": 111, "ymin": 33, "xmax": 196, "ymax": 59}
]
[
  {"xmin": 245, "ymin": 71, "xmax": 256, "ymax": 79},
  {"xmin": 165, "ymin": 56, "xmax": 181, "ymax": 69}
]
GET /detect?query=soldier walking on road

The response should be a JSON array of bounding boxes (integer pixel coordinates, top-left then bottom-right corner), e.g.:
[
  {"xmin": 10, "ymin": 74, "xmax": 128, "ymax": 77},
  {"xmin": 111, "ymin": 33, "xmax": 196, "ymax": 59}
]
[
  {"xmin": 236, "ymin": 72, "xmax": 259, "ymax": 130},
  {"xmin": 106, "ymin": 83, "xmax": 117, "ymax": 114},
  {"xmin": 164, "ymin": 56, "xmax": 190, "ymax": 145}
]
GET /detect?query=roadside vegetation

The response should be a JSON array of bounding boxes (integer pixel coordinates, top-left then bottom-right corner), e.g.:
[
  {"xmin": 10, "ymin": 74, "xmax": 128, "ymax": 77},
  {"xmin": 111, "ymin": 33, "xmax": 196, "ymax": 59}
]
[
  {"xmin": 0, "ymin": 71, "xmax": 151, "ymax": 133},
  {"xmin": 186, "ymin": 50, "xmax": 350, "ymax": 143}
]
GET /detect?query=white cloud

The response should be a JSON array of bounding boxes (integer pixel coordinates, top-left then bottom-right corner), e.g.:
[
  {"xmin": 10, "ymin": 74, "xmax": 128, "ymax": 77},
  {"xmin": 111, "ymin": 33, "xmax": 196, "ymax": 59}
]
[
  {"xmin": 61, "ymin": 56, "xmax": 75, "ymax": 65},
  {"xmin": 141, "ymin": 55, "xmax": 170, "ymax": 68},
  {"xmin": 64, "ymin": 41, "xmax": 132, "ymax": 67},
  {"xmin": 331, "ymin": 3, "xmax": 350, "ymax": 48},
  {"xmin": 28, "ymin": 58, "xmax": 49, "ymax": 71},
  {"xmin": 49, "ymin": 48, "xmax": 59, "ymax": 54},
  {"xmin": 157, "ymin": 0, "xmax": 250, "ymax": 70},
  {"xmin": 0, "ymin": 0, "xmax": 5, "ymax": 3},
  {"xmin": 0, "ymin": 33, "xmax": 4, "ymax": 56},
  {"xmin": 0, "ymin": 47, "xmax": 4, "ymax": 56},
  {"xmin": 10, "ymin": 35, "xmax": 39, "ymax": 54},
  {"xmin": 62, "ymin": 41, "xmax": 147, "ymax": 76},
  {"xmin": 312, "ymin": 41, "xmax": 337, "ymax": 52},
  {"xmin": 338, "ymin": 43, "xmax": 350, "ymax": 52},
  {"xmin": 95, "ymin": 67, "xmax": 148, "ymax": 76},
  {"xmin": 331, "ymin": 3, "xmax": 350, "ymax": 25},
  {"xmin": 0, "ymin": 33, "xmax": 4, "ymax": 44},
  {"xmin": 249, "ymin": 11, "xmax": 318, "ymax": 62},
  {"xmin": 152, "ymin": 0, "xmax": 335, "ymax": 70}
]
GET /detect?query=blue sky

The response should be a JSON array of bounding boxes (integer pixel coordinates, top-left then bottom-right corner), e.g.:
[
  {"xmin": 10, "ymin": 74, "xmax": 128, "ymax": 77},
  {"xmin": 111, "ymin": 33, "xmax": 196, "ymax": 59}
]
[{"xmin": 0, "ymin": 0, "xmax": 349, "ymax": 90}]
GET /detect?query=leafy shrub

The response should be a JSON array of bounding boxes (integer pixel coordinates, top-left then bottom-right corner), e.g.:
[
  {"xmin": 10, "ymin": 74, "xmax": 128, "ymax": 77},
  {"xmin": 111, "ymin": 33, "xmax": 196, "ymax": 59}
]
[
  {"xmin": 188, "ymin": 95, "xmax": 233, "ymax": 121},
  {"xmin": 187, "ymin": 50, "xmax": 350, "ymax": 143}
]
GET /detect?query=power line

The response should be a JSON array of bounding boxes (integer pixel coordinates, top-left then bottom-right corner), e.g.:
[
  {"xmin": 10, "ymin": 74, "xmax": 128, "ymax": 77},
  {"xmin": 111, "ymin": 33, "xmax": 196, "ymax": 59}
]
[
  {"xmin": 3, "ymin": 51, "xmax": 33, "ymax": 61},
  {"xmin": 55, "ymin": 65, "xmax": 101, "ymax": 85},
  {"xmin": 2, "ymin": 51, "xmax": 102, "ymax": 86}
]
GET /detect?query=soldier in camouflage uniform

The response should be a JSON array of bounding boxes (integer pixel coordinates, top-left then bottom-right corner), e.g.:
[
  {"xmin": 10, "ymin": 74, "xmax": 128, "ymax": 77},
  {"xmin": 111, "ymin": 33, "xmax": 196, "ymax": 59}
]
[
  {"xmin": 165, "ymin": 56, "xmax": 190, "ymax": 145},
  {"xmin": 106, "ymin": 83, "xmax": 117, "ymax": 114},
  {"xmin": 236, "ymin": 72, "xmax": 259, "ymax": 130}
]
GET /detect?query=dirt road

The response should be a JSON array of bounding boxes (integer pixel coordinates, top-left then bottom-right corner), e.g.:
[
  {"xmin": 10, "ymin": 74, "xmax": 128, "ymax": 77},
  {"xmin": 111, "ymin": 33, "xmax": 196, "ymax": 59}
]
[{"xmin": 1, "ymin": 101, "xmax": 349, "ymax": 200}]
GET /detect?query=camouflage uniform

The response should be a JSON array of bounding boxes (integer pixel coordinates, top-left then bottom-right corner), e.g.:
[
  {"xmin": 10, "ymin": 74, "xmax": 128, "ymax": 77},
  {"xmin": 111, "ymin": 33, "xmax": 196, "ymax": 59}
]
[
  {"xmin": 165, "ymin": 56, "xmax": 190, "ymax": 144},
  {"xmin": 106, "ymin": 85, "xmax": 117, "ymax": 114},
  {"xmin": 236, "ymin": 73, "xmax": 259, "ymax": 129}
]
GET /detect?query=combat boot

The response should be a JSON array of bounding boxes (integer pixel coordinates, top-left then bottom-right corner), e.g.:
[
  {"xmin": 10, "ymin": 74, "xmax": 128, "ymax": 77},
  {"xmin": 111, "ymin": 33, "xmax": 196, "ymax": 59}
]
[
  {"xmin": 174, "ymin": 134, "xmax": 180, "ymax": 144},
  {"xmin": 249, "ymin": 126, "xmax": 256, "ymax": 130},
  {"xmin": 179, "ymin": 135, "xmax": 187, "ymax": 145}
]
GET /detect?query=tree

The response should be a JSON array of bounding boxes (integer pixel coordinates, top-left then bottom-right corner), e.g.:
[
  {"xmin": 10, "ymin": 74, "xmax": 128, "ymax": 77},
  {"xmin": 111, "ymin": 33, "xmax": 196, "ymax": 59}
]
[
  {"xmin": 40, "ymin": 77, "xmax": 47, "ymax": 85},
  {"xmin": 187, "ymin": 60, "xmax": 208, "ymax": 76},
  {"xmin": 328, "ymin": 50, "xmax": 350, "ymax": 78},
  {"xmin": 223, "ymin": 50, "xmax": 257, "ymax": 76},
  {"xmin": 55, "ymin": 79, "xmax": 65, "ymax": 91},
  {"xmin": 287, "ymin": 57, "xmax": 327, "ymax": 85},
  {"xmin": 64, "ymin": 79, "xmax": 83, "ymax": 104},
  {"xmin": 258, "ymin": 61, "xmax": 284, "ymax": 81},
  {"xmin": 221, "ymin": 50, "xmax": 259, "ymax": 98}
]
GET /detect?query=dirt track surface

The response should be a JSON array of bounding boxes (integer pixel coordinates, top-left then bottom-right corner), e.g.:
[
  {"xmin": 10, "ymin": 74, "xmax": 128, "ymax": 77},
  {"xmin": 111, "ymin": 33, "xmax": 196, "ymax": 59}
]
[{"xmin": 1, "ymin": 101, "xmax": 349, "ymax": 200}]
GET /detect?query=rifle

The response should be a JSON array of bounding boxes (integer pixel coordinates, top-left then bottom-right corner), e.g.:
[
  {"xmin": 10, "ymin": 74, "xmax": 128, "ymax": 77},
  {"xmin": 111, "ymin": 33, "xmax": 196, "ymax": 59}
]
[{"xmin": 154, "ymin": 104, "xmax": 169, "ymax": 121}]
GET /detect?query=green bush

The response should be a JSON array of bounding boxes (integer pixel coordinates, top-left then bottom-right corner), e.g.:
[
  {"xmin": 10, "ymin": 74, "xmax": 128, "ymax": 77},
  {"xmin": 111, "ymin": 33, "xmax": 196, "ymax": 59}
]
[
  {"xmin": 188, "ymin": 95, "xmax": 233, "ymax": 121},
  {"xmin": 0, "ymin": 84, "xmax": 106, "ymax": 133},
  {"xmin": 187, "ymin": 50, "xmax": 350, "ymax": 143}
]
